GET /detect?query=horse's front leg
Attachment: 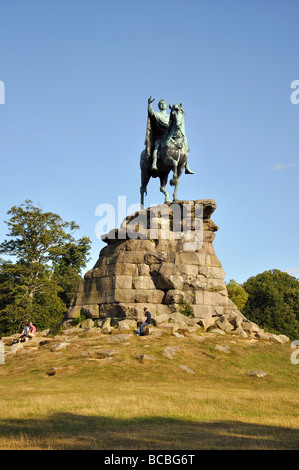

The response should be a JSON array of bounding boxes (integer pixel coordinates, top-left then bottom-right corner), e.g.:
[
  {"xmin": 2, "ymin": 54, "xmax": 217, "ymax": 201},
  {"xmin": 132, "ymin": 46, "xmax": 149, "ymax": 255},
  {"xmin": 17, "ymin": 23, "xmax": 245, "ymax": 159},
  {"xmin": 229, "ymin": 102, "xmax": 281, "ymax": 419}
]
[
  {"xmin": 172, "ymin": 162, "xmax": 184, "ymax": 201},
  {"xmin": 163, "ymin": 155, "xmax": 178, "ymax": 177},
  {"xmin": 160, "ymin": 174, "xmax": 170, "ymax": 203},
  {"xmin": 140, "ymin": 187, "xmax": 145, "ymax": 207},
  {"xmin": 173, "ymin": 160, "xmax": 178, "ymax": 178},
  {"xmin": 172, "ymin": 176, "xmax": 180, "ymax": 201}
]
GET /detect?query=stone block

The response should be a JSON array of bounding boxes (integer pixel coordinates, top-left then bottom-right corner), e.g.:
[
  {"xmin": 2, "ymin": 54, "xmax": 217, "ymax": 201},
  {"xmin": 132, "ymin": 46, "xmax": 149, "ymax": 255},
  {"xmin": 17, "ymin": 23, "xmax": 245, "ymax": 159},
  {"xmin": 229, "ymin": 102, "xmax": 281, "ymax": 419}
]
[
  {"xmin": 138, "ymin": 264, "xmax": 150, "ymax": 276},
  {"xmin": 159, "ymin": 263, "xmax": 181, "ymax": 276},
  {"xmin": 194, "ymin": 291, "xmax": 204, "ymax": 305},
  {"xmin": 67, "ymin": 305, "xmax": 82, "ymax": 319},
  {"xmin": 205, "ymin": 254, "xmax": 222, "ymax": 267},
  {"xmin": 207, "ymin": 279, "xmax": 227, "ymax": 292},
  {"xmin": 192, "ymin": 305, "xmax": 213, "ymax": 318},
  {"xmin": 134, "ymin": 289, "xmax": 165, "ymax": 304},
  {"xmin": 156, "ymin": 274, "xmax": 184, "ymax": 290},
  {"xmin": 113, "ymin": 275, "xmax": 132, "ymax": 289},
  {"xmin": 158, "ymin": 323, "xmax": 179, "ymax": 334},
  {"xmin": 118, "ymin": 319, "xmax": 138, "ymax": 330},
  {"xmin": 124, "ymin": 239, "xmax": 155, "ymax": 252},
  {"xmin": 196, "ymin": 241, "xmax": 215, "ymax": 255},
  {"xmin": 212, "ymin": 306, "xmax": 224, "ymax": 317},
  {"xmin": 203, "ymin": 291, "xmax": 228, "ymax": 306},
  {"xmin": 113, "ymin": 289, "xmax": 136, "ymax": 303},
  {"xmin": 162, "ymin": 346, "xmax": 180, "ymax": 359},
  {"xmin": 215, "ymin": 316, "xmax": 234, "ymax": 332},
  {"xmin": 156, "ymin": 304, "xmax": 177, "ymax": 316},
  {"xmin": 155, "ymin": 239, "xmax": 177, "ymax": 251},
  {"xmin": 139, "ymin": 354, "xmax": 157, "ymax": 363},
  {"xmin": 164, "ymin": 289, "xmax": 194, "ymax": 305},
  {"xmin": 232, "ymin": 326, "xmax": 248, "ymax": 338},
  {"xmin": 176, "ymin": 264, "xmax": 198, "ymax": 277},
  {"xmin": 151, "ymin": 313, "xmax": 169, "ymax": 325},
  {"xmin": 203, "ymin": 230, "xmax": 215, "ymax": 243},
  {"xmin": 198, "ymin": 317, "xmax": 217, "ymax": 331},
  {"xmin": 95, "ymin": 277, "xmax": 114, "ymax": 291},
  {"xmin": 144, "ymin": 251, "xmax": 168, "ymax": 265},
  {"xmin": 278, "ymin": 335, "xmax": 290, "ymax": 344},
  {"xmin": 255, "ymin": 330, "xmax": 270, "ymax": 340},
  {"xmin": 132, "ymin": 276, "xmax": 156, "ymax": 290},
  {"xmin": 80, "ymin": 304, "xmax": 100, "ymax": 319},
  {"xmin": 227, "ymin": 314, "xmax": 243, "ymax": 329},
  {"xmin": 175, "ymin": 252, "xmax": 206, "ymax": 266},
  {"xmin": 79, "ymin": 318, "xmax": 95, "ymax": 329},
  {"xmin": 169, "ymin": 311, "xmax": 197, "ymax": 326},
  {"xmin": 120, "ymin": 251, "xmax": 145, "ymax": 264},
  {"xmin": 113, "ymin": 263, "xmax": 138, "ymax": 276},
  {"xmin": 241, "ymin": 321, "xmax": 260, "ymax": 334},
  {"xmin": 198, "ymin": 266, "xmax": 225, "ymax": 280}
]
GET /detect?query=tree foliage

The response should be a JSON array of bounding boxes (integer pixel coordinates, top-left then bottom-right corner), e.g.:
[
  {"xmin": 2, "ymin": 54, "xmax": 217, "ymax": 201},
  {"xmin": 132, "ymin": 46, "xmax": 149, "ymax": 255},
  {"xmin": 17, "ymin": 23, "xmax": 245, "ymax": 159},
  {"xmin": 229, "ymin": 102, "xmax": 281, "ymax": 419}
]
[
  {"xmin": 243, "ymin": 269, "xmax": 299, "ymax": 339},
  {"xmin": 226, "ymin": 279, "xmax": 249, "ymax": 312},
  {"xmin": 0, "ymin": 200, "xmax": 91, "ymax": 336}
]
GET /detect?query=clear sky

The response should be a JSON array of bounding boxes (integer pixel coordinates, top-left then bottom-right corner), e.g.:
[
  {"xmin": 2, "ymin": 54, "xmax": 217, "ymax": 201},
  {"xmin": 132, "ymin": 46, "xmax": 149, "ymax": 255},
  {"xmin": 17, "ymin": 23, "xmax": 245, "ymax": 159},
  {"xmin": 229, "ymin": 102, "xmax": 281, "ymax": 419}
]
[{"xmin": 0, "ymin": 0, "xmax": 298, "ymax": 283}]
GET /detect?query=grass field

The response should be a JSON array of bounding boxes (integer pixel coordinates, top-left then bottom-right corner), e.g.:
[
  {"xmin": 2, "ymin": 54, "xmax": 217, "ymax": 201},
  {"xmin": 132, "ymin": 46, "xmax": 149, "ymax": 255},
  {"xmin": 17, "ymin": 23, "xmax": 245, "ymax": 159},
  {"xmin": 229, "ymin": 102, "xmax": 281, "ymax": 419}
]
[{"xmin": 0, "ymin": 327, "xmax": 298, "ymax": 450}]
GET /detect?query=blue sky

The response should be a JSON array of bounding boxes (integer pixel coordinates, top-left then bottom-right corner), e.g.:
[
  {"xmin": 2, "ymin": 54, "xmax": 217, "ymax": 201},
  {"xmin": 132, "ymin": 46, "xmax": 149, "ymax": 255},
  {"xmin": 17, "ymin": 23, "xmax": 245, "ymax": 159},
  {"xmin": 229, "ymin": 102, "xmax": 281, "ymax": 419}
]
[{"xmin": 0, "ymin": 0, "xmax": 298, "ymax": 283}]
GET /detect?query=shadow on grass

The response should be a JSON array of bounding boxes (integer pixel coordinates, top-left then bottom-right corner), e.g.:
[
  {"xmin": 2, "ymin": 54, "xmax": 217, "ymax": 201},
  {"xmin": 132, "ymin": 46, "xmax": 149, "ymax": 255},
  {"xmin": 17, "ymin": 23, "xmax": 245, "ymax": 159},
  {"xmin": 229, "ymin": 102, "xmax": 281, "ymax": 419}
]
[{"xmin": 0, "ymin": 414, "xmax": 298, "ymax": 450}]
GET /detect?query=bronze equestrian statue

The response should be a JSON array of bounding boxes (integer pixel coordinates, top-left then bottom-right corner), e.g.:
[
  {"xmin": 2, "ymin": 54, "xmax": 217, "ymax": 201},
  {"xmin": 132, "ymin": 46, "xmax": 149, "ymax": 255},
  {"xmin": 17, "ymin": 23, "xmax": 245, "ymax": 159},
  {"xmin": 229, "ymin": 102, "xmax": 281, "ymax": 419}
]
[{"xmin": 140, "ymin": 97, "xmax": 194, "ymax": 206}]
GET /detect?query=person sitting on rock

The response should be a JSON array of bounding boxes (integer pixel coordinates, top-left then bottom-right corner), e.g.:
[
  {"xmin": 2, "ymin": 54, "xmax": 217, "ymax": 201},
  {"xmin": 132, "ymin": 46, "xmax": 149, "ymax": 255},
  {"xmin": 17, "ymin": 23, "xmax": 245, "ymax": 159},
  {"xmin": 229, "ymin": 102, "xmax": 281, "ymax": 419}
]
[{"xmin": 135, "ymin": 307, "xmax": 152, "ymax": 336}]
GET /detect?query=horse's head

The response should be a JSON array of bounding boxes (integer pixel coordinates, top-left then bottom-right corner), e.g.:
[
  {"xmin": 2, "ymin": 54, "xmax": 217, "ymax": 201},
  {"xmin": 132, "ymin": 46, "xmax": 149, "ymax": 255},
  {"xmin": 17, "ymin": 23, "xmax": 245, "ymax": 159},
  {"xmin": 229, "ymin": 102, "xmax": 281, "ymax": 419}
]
[{"xmin": 169, "ymin": 103, "xmax": 185, "ymax": 129}]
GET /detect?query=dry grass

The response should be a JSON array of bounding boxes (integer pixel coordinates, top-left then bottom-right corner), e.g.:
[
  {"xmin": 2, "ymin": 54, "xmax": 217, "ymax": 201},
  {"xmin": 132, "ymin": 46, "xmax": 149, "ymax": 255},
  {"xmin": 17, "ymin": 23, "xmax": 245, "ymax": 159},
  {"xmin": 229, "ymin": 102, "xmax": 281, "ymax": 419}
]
[{"xmin": 0, "ymin": 328, "xmax": 298, "ymax": 449}]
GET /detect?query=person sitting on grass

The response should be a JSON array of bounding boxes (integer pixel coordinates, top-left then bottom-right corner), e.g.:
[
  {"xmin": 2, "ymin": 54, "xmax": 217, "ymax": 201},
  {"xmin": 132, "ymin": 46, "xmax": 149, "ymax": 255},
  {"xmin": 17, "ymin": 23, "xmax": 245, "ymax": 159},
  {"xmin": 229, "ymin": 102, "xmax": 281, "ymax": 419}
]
[
  {"xmin": 27, "ymin": 321, "xmax": 36, "ymax": 339},
  {"xmin": 18, "ymin": 322, "xmax": 30, "ymax": 343},
  {"xmin": 134, "ymin": 307, "xmax": 152, "ymax": 336}
]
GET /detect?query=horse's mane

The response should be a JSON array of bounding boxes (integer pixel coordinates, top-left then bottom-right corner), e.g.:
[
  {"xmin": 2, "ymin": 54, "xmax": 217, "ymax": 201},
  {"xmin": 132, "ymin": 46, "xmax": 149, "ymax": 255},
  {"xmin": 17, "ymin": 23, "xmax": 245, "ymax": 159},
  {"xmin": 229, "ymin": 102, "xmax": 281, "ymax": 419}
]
[{"xmin": 161, "ymin": 105, "xmax": 185, "ymax": 147}]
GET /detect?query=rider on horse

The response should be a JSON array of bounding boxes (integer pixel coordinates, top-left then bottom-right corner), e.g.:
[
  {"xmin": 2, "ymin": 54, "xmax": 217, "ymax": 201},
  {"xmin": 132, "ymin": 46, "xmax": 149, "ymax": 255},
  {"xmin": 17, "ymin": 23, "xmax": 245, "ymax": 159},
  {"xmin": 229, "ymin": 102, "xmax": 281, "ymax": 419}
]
[{"xmin": 146, "ymin": 96, "xmax": 194, "ymax": 174}]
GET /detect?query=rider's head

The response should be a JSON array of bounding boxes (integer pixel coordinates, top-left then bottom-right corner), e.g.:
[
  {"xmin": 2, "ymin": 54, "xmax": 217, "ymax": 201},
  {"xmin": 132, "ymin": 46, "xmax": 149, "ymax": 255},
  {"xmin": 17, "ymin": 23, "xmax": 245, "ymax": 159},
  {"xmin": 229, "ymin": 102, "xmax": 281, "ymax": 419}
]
[{"xmin": 158, "ymin": 99, "xmax": 167, "ymax": 110}]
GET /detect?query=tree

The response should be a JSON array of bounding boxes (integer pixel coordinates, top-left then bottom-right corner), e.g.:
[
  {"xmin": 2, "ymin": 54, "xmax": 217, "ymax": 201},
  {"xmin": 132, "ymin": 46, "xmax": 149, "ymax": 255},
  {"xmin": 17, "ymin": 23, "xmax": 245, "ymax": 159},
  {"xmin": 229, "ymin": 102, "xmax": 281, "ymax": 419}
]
[
  {"xmin": 226, "ymin": 279, "xmax": 249, "ymax": 312},
  {"xmin": 243, "ymin": 269, "xmax": 299, "ymax": 339},
  {"xmin": 0, "ymin": 200, "xmax": 91, "ymax": 336}
]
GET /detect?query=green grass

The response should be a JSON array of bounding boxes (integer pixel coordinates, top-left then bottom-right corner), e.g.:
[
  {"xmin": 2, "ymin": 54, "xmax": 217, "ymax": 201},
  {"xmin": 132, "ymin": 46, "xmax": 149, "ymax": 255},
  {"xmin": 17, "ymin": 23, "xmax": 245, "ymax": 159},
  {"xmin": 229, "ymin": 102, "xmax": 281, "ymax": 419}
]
[{"xmin": 0, "ymin": 328, "xmax": 298, "ymax": 449}]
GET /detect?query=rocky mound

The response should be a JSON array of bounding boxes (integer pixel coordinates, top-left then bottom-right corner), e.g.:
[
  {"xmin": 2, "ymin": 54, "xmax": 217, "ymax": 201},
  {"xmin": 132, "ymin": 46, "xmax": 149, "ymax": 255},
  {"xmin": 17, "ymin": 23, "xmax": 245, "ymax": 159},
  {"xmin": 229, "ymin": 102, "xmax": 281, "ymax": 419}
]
[{"xmin": 66, "ymin": 200, "xmax": 246, "ymax": 325}]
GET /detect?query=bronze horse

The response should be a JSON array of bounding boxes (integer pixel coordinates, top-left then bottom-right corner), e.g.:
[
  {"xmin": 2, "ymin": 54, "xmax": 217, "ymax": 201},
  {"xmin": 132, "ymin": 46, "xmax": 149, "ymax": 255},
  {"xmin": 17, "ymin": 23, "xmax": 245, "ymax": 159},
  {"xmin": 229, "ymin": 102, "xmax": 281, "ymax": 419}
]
[{"xmin": 140, "ymin": 104, "xmax": 190, "ymax": 206}]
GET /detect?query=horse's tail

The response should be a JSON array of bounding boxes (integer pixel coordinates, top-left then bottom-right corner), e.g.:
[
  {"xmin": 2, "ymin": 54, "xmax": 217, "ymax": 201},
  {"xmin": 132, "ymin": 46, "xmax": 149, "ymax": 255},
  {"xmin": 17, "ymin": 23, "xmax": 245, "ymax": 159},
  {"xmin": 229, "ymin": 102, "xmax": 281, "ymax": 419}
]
[{"xmin": 140, "ymin": 148, "xmax": 146, "ymax": 169}]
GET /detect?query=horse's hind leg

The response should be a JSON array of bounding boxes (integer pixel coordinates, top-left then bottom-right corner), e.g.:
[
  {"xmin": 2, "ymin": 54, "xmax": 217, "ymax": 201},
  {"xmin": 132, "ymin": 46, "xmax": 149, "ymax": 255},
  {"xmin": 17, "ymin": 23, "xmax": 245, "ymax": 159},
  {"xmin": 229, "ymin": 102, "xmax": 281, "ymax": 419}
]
[
  {"xmin": 160, "ymin": 174, "xmax": 170, "ymax": 203},
  {"xmin": 172, "ymin": 164, "xmax": 184, "ymax": 201},
  {"xmin": 140, "ymin": 173, "xmax": 150, "ymax": 207}
]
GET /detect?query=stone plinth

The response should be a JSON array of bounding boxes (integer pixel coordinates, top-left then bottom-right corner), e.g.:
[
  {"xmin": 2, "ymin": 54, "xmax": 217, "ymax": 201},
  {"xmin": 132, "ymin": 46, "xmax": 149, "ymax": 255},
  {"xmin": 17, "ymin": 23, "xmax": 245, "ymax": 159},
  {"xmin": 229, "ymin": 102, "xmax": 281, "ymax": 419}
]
[{"xmin": 66, "ymin": 200, "xmax": 243, "ymax": 322}]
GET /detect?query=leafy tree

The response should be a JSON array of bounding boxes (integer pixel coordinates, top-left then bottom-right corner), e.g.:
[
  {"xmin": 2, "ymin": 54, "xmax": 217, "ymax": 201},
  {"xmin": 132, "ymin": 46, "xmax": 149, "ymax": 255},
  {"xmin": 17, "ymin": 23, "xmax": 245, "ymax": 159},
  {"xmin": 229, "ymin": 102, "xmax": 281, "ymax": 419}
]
[
  {"xmin": 0, "ymin": 200, "xmax": 91, "ymax": 336},
  {"xmin": 243, "ymin": 269, "xmax": 299, "ymax": 339},
  {"xmin": 226, "ymin": 279, "xmax": 249, "ymax": 312}
]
